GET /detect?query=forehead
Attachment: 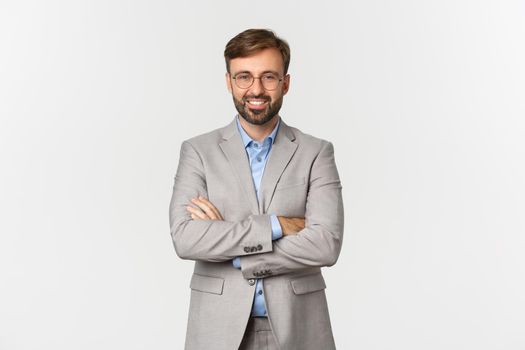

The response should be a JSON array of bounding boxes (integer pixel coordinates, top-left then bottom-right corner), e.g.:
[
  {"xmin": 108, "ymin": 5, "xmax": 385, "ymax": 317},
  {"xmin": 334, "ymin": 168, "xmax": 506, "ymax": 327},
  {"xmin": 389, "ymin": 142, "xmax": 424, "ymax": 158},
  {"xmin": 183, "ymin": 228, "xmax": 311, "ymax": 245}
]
[{"xmin": 229, "ymin": 48, "xmax": 284, "ymax": 75}]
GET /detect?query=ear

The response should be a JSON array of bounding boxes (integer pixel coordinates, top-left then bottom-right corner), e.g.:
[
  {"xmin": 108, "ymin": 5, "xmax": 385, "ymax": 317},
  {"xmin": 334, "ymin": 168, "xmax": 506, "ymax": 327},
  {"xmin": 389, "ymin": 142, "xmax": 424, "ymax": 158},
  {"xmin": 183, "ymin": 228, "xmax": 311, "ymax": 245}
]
[
  {"xmin": 282, "ymin": 74, "xmax": 290, "ymax": 95},
  {"xmin": 225, "ymin": 72, "xmax": 233, "ymax": 93}
]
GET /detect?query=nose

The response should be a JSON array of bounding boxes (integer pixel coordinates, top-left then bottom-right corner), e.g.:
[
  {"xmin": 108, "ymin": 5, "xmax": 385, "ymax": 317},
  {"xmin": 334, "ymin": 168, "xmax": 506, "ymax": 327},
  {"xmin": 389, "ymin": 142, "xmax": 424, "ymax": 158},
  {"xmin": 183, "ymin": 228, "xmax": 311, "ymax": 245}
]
[{"xmin": 249, "ymin": 77, "xmax": 265, "ymax": 96}]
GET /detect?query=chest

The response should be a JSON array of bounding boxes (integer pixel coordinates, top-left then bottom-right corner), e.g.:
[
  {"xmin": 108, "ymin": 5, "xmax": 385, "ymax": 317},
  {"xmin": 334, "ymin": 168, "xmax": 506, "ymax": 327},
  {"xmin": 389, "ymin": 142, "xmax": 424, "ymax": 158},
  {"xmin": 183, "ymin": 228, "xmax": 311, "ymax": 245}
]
[{"xmin": 203, "ymin": 149, "xmax": 311, "ymax": 219}]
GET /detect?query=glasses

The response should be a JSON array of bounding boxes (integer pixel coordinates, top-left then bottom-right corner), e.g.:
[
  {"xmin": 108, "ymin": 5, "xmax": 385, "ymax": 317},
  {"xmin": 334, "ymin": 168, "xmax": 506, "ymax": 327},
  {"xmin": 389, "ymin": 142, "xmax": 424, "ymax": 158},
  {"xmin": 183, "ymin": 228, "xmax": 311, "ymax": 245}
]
[{"xmin": 232, "ymin": 72, "xmax": 283, "ymax": 91}]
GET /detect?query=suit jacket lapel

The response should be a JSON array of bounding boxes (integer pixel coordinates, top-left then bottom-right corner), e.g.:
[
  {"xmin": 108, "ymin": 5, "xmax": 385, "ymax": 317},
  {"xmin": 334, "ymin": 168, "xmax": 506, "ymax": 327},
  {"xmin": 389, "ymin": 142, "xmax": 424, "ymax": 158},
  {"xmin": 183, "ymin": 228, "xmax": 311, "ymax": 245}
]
[
  {"xmin": 219, "ymin": 119, "xmax": 260, "ymax": 215},
  {"xmin": 259, "ymin": 119, "xmax": 298, "ymax": 213}
]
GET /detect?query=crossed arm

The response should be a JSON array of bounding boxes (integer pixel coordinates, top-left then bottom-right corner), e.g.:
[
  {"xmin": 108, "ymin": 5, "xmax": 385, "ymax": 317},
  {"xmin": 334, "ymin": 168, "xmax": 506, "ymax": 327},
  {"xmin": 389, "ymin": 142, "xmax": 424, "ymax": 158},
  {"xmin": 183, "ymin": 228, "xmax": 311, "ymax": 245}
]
[
  {"xmin": 170, "ymin": 140, "xmax": 344, "ymax": 277},
  {"xmin": 186, "ymin": 197, "xmax": 304, "ymax": 237}
]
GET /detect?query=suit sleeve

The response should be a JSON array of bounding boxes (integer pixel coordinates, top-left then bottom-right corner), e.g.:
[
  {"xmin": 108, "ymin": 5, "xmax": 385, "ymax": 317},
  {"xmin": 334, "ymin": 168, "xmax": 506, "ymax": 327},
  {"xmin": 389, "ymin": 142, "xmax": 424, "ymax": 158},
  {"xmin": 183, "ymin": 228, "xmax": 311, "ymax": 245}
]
[
  {"xmin": 169, "ymin": 141, "xmax": 273, "ymax": 262},
  {"xmin": 239, "ymin": 141, "xmax": 344, "ymax": 278}
]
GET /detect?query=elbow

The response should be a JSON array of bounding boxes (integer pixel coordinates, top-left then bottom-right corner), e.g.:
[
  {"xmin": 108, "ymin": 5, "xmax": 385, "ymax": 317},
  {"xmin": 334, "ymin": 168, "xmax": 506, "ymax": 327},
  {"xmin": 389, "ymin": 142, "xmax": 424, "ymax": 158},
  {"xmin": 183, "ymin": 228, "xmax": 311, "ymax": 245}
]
[
  {"xmin": 304, "ymin": 219, "xmax": 344, "ymax": 267},
  {"xmin": 321, "ymin": 247, "xmax": 339, "ymax": 267},
  {"xmin": 324, "ymin": 250, "xmax": 339, "ymax": 267},
  {"xmin": 172, "ymin": 234, "xmax": 191, "ymax": 260},
  {"xmin": 170, "ymin": 222, "xmax": 194, "ymax": 260},
  {"xmin": 173, "ymin": 240, "xmax": 192, "ymax": 260},
  {"xmin": 322, "ymin": 231, "xmax": 343, "ymax": 267}
]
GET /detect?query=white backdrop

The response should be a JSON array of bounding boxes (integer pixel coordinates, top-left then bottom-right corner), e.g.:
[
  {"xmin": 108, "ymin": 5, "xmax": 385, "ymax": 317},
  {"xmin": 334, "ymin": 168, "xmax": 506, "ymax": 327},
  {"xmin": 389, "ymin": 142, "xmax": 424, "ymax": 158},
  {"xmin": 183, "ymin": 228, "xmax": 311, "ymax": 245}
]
[{"xmin": 1, "ymin": 1, "xmax": 524, "ymax": 349}]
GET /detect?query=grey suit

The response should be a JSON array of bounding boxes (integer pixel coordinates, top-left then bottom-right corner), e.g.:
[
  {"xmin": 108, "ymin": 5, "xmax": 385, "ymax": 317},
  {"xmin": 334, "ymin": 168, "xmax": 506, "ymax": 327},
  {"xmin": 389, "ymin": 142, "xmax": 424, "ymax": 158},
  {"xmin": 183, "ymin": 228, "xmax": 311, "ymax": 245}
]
[{"xmin": 169, "ymin": 117, "xmax": 344, "ymax": 350}]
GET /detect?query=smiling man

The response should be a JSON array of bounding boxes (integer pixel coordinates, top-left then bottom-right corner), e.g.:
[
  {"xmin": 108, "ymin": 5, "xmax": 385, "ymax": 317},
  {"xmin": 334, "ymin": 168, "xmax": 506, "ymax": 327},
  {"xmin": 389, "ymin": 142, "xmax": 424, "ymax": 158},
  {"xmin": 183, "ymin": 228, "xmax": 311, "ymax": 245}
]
[{"xmin": 169, "ymin": 29, "xmax": 344, "ymax": 350}]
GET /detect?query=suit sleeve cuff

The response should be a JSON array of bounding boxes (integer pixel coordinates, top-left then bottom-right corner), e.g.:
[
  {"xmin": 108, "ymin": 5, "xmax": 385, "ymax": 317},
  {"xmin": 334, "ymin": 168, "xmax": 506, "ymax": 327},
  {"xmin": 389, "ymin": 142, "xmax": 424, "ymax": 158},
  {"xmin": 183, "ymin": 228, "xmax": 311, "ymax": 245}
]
[{"xmin": 270, "ymin": 214, "xmax": 282, "ymax": 240}]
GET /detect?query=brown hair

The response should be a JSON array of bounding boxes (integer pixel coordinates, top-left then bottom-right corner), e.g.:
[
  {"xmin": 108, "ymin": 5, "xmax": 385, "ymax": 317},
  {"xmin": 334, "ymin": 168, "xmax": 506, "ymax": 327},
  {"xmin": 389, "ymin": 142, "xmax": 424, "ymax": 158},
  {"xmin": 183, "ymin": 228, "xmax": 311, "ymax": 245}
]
[{"xmin": 224, "ymin": 29, "xmax": 291, "ymax": 74}]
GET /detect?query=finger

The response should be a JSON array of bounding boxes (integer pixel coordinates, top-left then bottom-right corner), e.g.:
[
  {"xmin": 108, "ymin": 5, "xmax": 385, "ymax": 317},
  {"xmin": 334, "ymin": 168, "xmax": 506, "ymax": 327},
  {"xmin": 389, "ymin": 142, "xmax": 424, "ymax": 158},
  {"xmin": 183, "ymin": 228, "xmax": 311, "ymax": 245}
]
[
  {"xmin": 190, "ymin": 213, "xmax": 208, "ymax": 221},
  {"xmin": 198, "ymin": 196, "xmax": 224, "ymax": 220},
  {"xmin": 188, "ymin": 207, "xmax": 210, "ymax": 220},
  {"xmin": 191, "ymin": 198, "xmax": 218, "ymax": 220},
  {"xmin": 197, "ymin": 197, "xmax": 222, "ymax": 219},
  {"xmin": 191, "ymin": 198, "xmax": 220, "ymax": 220},
  {"xmin": 186, "ymin": 205, "xmax": 210, "ymax": 220}
]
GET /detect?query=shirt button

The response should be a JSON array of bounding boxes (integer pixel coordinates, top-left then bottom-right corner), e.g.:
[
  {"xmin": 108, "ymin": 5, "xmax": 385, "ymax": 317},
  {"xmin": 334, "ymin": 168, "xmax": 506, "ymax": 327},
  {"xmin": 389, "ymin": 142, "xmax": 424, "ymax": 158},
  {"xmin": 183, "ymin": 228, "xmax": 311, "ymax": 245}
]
[
  {"xmin": 256, "ymin": 156, "xmax": 262, "ymax": 162},
  {"xmin": 253, "ymin": 143, "xmax": 259, "ymax": 148},
  {"xmin": 258, "ymin": 290, "xmax": 263, "ymax": 295}
]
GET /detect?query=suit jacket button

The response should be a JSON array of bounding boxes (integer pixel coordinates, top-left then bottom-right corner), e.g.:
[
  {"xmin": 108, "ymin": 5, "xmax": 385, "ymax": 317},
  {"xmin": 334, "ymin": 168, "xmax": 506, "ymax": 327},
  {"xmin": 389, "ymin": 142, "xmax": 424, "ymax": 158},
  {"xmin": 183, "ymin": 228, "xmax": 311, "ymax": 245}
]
[
  {"xmin": 257, "ymin": 244, "xmax": 263, "ymax": 251},
  {"xmin": 244, "ymin": 247, "xmax": 250, "ymax": 253},
  {"xmin": 248, "ymin": 279, "xmax": 255, "ymax": 286},
  {"xmin": 250, "ymin": 246, "xmax": 257, "ymax": 252}
]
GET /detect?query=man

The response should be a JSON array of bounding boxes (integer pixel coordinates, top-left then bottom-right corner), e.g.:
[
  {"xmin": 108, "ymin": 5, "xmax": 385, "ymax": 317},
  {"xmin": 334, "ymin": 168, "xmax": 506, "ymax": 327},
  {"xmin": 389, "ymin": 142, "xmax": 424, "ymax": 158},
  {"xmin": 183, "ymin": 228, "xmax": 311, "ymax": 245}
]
[{"xmin": 169, "ymin": 29, "xmax": 344, "ymax": 350}]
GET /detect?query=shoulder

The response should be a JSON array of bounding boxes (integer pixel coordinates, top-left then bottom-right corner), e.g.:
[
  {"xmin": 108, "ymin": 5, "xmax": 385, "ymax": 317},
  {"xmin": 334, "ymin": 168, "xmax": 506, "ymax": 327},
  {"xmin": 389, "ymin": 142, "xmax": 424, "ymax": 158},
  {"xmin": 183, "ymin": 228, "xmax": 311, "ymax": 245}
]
[
  {"xmin": 180, "ymin": 122, "xmax": 232, "ymax": 151},
  {"xmin": 284, "ymin": 122, "xmax": 334, "ymax": 154}
]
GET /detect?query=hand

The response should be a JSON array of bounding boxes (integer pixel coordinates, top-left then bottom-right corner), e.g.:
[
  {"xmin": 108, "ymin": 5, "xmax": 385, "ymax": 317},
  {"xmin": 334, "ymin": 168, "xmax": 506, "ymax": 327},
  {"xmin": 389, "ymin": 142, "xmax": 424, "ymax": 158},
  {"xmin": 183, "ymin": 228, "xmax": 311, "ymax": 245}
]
[
  {"xmin": 186, "ymin": 196, "xmax": 224, "ymax": 221},
  {"xmin": 277, "ymin": 216, "xmax": 305, "ymax": 236}
]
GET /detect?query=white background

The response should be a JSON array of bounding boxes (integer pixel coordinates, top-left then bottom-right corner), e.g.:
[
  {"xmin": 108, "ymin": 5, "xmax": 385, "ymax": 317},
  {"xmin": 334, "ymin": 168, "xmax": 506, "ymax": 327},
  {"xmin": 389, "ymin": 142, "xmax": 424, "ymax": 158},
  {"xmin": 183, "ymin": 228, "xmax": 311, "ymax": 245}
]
[{"xmin": 1, "ymin": 1, "xmax": 524, "ymax": 349}]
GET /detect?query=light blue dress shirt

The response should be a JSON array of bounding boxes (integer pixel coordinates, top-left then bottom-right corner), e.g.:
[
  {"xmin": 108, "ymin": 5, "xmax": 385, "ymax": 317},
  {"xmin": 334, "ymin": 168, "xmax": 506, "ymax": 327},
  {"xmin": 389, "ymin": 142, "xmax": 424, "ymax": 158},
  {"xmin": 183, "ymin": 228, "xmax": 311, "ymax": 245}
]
[{"xmin": 232, "ymin": 115, "xmax": 283, "ymax": 317}]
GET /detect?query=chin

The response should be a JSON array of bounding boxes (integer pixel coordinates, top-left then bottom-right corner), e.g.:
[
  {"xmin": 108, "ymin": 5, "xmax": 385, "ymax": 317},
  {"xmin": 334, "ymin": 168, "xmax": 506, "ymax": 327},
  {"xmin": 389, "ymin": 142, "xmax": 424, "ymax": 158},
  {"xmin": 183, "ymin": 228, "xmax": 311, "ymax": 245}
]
[{"xmin": 240, "ymin": 108, "xmax": 278, "ymax": 126}]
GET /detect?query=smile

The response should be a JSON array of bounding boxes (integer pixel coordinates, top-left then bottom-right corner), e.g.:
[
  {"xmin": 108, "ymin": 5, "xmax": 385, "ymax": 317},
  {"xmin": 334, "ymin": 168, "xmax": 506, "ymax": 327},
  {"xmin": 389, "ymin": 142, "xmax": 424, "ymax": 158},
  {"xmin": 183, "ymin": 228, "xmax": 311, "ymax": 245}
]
[{"xmin": 246, "ymin": 99, "xmax": 269, "ymax": 109}]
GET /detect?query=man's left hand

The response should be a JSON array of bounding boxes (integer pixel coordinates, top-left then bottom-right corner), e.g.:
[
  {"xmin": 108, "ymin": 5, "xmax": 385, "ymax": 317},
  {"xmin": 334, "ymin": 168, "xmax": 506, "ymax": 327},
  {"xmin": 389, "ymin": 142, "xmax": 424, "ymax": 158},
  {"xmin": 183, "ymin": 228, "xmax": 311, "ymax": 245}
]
[{"xmin": 186, "ymin": 196, "xmax": 224, "ymax": 221}]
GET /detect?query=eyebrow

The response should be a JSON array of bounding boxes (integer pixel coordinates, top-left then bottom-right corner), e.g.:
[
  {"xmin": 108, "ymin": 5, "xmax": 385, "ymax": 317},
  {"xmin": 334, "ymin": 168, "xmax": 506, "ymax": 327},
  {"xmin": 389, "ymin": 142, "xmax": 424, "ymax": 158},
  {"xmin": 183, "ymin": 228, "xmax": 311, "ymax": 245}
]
[{"xmin": 233, "ymin": 70, "xmax": 280, "ymax": 76}]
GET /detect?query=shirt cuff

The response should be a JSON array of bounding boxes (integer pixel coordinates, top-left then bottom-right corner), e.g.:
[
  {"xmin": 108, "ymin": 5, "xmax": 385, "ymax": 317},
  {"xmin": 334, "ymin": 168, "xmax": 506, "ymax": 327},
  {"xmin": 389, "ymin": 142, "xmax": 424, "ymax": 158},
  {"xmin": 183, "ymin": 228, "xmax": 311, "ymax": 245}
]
[
  {"xmin": 270, "ymin": 214, "xmax": 283, "ymax": 240},
  {"xmin": 232, "ymin": 257, "xmax": 241, "ymax": 269}
]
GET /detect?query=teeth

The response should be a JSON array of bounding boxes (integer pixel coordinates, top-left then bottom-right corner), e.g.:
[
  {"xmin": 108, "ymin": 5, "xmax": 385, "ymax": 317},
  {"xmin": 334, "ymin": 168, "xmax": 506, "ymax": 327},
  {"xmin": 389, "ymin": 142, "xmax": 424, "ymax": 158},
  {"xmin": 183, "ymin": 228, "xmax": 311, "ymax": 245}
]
[{"xmin": 248, "ymin": 100, "xmax": 266, "ymax": 105}]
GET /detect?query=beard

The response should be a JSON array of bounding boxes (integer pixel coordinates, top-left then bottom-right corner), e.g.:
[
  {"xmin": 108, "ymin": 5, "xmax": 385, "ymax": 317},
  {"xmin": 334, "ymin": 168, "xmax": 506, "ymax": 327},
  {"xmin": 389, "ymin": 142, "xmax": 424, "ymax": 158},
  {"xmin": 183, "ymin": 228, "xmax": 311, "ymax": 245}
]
[{"xmin": 233, "ymin": 94, "xmax": 283, "ymax": 126}]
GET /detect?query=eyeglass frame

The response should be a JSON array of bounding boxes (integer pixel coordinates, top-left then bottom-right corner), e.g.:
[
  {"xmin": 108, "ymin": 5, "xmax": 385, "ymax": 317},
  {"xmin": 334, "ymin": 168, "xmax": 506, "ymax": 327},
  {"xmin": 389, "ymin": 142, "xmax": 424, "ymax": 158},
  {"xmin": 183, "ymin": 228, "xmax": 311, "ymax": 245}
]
[{"xmin": 230, "ymin": 71, "xmax": 285, "ymax": 91}]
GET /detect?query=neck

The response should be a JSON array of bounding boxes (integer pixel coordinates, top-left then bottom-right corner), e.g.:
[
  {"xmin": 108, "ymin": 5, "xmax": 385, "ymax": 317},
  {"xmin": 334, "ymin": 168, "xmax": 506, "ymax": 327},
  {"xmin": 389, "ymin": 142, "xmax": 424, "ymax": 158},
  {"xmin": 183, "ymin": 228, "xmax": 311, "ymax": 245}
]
[{"xmin": 238, "ymin": 115, "xmax": 279, "ymax": 143}]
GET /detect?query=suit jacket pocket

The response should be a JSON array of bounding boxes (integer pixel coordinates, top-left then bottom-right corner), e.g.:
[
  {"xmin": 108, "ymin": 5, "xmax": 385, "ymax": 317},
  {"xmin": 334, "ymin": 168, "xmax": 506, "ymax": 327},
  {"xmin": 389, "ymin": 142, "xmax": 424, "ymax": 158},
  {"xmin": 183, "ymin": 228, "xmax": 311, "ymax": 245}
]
[
  {"xmin": 275, "ymin": 177, "xmax": 307, "ymax": 191},
  {"xmin": 290, "ymin": 273, "xmax": 326, "ymax": 295},
  {"xmin": 189, "ymin": 273, "xmax": 224, "ymax": 295}
]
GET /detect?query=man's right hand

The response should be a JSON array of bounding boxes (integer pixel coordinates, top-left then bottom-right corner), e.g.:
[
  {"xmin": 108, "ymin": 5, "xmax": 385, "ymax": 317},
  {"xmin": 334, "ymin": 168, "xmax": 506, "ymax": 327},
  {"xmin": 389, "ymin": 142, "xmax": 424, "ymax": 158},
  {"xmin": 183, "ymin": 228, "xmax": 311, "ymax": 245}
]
[{"xmin": 277, "ymin": 217, "xmax": 305, "ymax": 236}]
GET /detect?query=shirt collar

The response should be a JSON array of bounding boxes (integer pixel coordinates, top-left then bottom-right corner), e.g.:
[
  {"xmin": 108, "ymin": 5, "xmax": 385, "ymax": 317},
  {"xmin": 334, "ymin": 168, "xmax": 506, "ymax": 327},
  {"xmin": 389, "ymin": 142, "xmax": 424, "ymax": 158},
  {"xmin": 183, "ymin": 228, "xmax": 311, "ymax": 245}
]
[{"xmin": 235, "ymin": 115, "xmax": 281, "ymax": 149}]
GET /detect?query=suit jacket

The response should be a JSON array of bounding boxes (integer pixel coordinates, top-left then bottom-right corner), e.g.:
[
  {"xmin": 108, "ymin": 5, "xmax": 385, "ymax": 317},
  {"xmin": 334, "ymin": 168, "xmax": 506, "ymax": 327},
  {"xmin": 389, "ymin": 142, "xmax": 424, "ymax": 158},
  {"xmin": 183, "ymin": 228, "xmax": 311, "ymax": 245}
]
[{"xmin": 169, "ymin": 117, "xmax": 344, "ymax": 350}]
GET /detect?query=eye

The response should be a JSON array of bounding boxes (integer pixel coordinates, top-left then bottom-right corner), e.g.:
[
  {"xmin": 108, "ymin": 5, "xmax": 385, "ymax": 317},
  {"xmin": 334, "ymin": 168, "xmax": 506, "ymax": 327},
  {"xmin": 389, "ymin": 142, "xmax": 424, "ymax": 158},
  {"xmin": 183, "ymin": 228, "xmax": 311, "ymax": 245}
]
[
  {"xmin": 235, "ymin": 73, "xmax": 251, "ymax": 81},
  {"xmin": 262, "ymin": 74, "xmax": 278, "ymax": 81}
]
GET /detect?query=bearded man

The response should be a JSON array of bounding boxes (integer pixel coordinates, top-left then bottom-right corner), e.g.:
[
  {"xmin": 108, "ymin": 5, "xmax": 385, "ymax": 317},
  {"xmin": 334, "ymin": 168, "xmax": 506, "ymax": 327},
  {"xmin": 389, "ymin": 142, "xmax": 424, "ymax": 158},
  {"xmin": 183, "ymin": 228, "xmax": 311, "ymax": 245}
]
[{"xmin": 169, "ymin": 28, "xmax": 344, "ymax": 350}]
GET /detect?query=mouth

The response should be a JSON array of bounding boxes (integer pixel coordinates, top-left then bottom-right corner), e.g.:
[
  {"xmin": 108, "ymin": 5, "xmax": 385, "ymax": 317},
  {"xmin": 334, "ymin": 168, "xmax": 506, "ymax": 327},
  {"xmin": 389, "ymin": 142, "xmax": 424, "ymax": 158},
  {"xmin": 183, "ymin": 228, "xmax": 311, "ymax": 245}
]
[{"xmin": 245, "ymin": 98, "xmax": 269, "ymax": 110}]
